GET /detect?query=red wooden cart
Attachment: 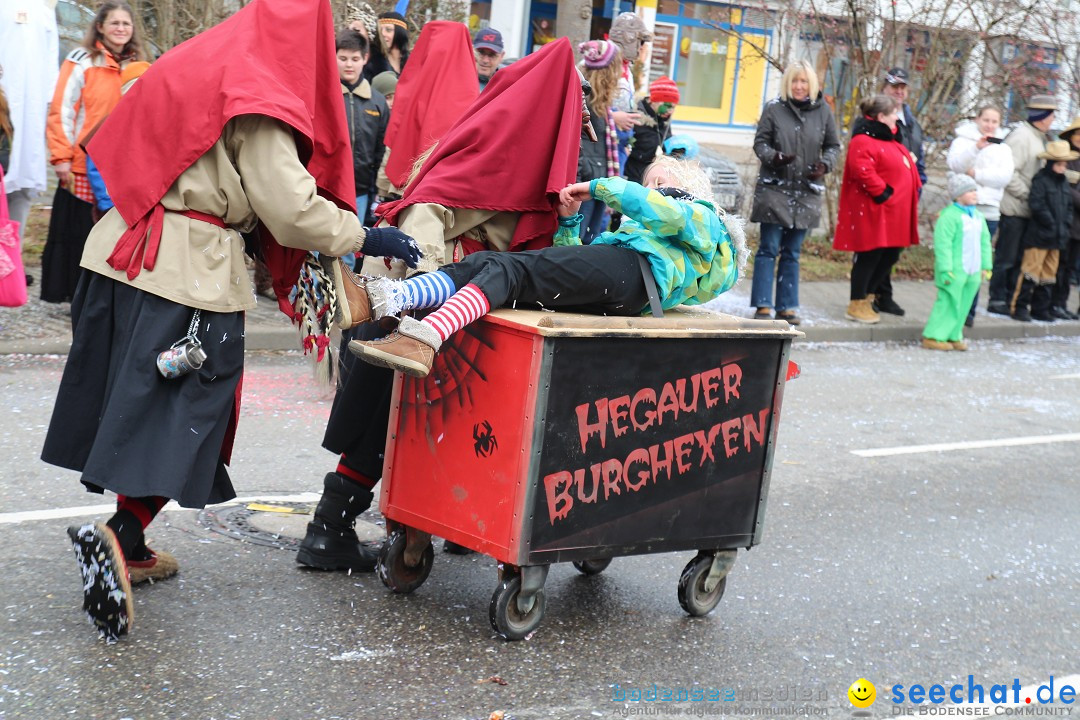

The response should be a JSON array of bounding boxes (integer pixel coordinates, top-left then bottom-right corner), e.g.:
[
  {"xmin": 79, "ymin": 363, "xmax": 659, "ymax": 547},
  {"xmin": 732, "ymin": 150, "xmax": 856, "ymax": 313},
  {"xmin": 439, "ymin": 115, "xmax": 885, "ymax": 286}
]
[{"xmin": 375, "ymin": 308, "xmax": 800, "ymax": 639}]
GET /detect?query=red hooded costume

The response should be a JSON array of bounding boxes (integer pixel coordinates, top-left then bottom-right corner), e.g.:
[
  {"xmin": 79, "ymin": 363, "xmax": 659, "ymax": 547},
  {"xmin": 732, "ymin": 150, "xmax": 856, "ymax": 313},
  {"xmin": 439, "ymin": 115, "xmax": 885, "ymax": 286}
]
[
  {"xmin": 383, "ymin": 21, "xmax": 478, "ymax": 189},
  {"xmin": 377, "ymin": 37, "xmax": 582, "ymax": 252},
  {"xmin": 85, "ymin": 0, "xmax": 355, "ymax": 462},
  {"xmin": 87, "ymin": 0, "xmax": 354, "ymax": 313}
]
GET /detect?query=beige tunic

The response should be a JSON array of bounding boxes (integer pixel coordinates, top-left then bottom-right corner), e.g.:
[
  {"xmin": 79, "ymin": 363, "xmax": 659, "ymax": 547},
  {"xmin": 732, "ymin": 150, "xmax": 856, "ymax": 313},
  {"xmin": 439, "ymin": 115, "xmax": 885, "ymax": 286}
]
[
  {"xmin": 362, "ymin": 204, "xmax": 519, "ymax": 278},
  {"xmin": 82, "ymin": 115, "xmax": 364, "ymax": 312}
]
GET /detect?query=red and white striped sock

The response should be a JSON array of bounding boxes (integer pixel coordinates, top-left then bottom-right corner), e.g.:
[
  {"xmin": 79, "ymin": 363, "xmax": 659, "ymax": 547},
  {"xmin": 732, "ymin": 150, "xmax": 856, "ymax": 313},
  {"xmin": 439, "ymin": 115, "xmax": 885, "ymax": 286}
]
[{"xmin": 423, "ymin": 284, "xmax": 491, "ymax": 341}]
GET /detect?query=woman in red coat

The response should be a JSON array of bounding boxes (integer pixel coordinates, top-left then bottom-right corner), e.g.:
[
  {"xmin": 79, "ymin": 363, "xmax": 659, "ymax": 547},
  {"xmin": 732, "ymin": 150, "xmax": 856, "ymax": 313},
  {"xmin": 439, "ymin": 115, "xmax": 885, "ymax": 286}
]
[{"xmin": 833, "ymin": 94, "xmax": 921, "ymax": 323}]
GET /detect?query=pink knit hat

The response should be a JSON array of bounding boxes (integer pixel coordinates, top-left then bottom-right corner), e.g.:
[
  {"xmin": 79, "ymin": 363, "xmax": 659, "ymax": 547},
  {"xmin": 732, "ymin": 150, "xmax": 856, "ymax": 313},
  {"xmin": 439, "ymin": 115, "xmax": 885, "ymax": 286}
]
[{"xmin": 579, "ymin": 40, "xmax": 618, "ymax": 69}]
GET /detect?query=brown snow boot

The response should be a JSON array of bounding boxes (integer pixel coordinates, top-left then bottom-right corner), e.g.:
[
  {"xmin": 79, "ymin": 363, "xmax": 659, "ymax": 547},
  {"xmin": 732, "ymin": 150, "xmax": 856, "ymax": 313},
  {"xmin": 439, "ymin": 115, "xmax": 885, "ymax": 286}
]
[
  {"xmin": 845, "ymin": 299, "xmax": 880, "ymax": 324},
  {"xmin": 348, "ymin": 316, "xmax": 441, "ymax": 378}
]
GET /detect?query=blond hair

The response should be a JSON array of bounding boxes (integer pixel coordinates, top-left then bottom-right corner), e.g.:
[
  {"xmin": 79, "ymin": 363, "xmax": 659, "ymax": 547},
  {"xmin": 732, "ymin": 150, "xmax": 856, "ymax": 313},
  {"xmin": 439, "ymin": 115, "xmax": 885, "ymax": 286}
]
[
  {"xmin": 642, "ymin": 156, "xmax": 749, "ymax": 271},
  {"xmin": 582, "ymin": 60, "xmax": 622, "ymax": 117},
  {"xmin": 779, "ymin": 60, "xmax": 819, "ymax": 102},
  {"xmin": 403, "ymin": 142, "xmax": 437, "ymax": 190}
]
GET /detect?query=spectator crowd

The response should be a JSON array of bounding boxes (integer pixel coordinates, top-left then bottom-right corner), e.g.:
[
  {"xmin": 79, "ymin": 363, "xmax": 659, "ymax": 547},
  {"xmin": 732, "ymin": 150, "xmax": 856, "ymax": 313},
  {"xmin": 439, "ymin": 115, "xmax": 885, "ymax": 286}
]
[{"xmin": 3, "ymin": 5, "xmax": 1080, "ymax": 339}]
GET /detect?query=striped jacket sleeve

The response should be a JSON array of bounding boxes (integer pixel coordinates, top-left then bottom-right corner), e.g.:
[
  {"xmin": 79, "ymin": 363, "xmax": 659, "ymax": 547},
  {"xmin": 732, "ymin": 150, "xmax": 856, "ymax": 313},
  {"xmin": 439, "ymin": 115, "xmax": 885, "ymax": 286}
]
[{"xmin": 47, "ymin": 49, "xmax": 91, "ymax": 165}]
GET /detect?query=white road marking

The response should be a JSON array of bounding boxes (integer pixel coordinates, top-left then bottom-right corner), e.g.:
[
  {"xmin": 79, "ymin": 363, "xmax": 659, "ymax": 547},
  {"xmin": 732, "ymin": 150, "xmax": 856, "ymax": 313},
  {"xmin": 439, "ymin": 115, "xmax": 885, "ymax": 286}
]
[
  {"xmin": 852, "ymin": 433, "xmax": 1080, "ymax": 458},
  {"xmin": 1049, "ymin": 373, "xmax": 1080, "ymax": 380},
  {"xmin": 0, "ymin": 492, "xmax": 320, "ymax": 525}
]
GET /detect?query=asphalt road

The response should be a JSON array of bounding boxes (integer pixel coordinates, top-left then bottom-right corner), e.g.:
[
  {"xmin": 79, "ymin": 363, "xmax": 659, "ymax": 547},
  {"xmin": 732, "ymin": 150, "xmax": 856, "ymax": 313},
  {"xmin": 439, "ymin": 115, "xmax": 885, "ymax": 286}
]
[{"xmin": 1, "ymin": 338, "xmax": 1078, "ymax": 720}]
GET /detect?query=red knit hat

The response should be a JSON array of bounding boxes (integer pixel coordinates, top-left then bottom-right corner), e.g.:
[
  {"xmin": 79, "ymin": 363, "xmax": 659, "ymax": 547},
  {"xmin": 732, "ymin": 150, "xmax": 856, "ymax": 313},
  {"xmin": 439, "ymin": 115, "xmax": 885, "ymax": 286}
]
[{"xmin": 649, "ymin": 76, "xmax": 680, "ymax": 104}]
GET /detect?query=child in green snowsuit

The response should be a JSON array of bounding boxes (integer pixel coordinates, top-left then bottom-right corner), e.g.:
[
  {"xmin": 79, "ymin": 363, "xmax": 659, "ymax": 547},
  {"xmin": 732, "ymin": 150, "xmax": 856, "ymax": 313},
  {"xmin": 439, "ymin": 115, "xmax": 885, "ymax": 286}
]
[{"xmin": 922, "ymin": 174, "xmax": 992, "ymax": 350}]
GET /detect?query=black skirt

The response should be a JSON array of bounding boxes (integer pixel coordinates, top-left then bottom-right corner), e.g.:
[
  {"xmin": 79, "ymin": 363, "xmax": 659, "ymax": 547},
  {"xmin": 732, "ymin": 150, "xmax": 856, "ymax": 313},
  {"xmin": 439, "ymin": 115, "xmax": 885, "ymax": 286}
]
[
  {"xmin": 39, "ymin": 186, "xmax": 94, "ymax": 303},
  {"xmin": 41, "ymin": 271, "xmax": 245, "ymax": 508}
]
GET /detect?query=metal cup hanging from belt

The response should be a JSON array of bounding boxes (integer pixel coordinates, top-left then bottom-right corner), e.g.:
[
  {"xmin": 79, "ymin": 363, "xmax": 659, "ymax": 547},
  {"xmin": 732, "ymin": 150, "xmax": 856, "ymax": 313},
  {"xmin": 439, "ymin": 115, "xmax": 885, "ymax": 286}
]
[{"xmin": 157, "ymin": 309, "xmax": 207, "ymax": 379}]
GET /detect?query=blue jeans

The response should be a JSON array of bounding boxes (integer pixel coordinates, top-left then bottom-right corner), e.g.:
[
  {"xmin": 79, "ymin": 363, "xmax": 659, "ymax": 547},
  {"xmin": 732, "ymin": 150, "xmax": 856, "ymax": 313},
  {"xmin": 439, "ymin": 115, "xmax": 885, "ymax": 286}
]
[
  {"xmin": 579, "ymin": 199, "xmax": 609, "ymax": 245},
  {"xmin": 340, "ymin": 194, "xmax": 372, "ymax": 271},
  {"xmin": 751, "ymin": 223, "xmax": 807, "ymax": 312}
]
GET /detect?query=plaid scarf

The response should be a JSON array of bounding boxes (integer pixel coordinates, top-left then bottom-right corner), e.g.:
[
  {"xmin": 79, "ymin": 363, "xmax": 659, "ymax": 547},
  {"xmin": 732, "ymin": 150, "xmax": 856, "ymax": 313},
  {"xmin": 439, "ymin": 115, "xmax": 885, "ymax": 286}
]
[{"xmin": 604, "ymin": 110, "xmax": 620, "ymax": 177}]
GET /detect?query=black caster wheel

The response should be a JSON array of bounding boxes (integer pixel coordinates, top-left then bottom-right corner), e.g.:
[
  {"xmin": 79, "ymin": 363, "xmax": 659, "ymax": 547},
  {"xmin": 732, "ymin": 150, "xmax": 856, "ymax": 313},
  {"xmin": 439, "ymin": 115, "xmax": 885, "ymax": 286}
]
[
  {"xmin": 677, "ymin": 554, "xmax": 727, "ymax": 617},
  {"xmin": 377, "ymin": 530, "xmax": 433, "ymax": 594},
  {"xmin": 489, "ymin": 575, "xmax": 546, "ymax": 640},
  {"xmin": 572, "ymin": 557, "xmax": 612, "ymax": 575}
]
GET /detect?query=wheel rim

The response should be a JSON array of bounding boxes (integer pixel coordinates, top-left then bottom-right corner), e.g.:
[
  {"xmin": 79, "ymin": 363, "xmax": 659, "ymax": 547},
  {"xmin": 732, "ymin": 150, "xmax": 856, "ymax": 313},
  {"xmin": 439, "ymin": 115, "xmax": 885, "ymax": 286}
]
[
  {"xmin": 694, "ymin": 568, "xmax": 725, "ymax": 607},
  {"xmin": 378, "ymin": 532, "xmax": 433, "ymax": 593},
  {"xmin": 505, "ymin": 588, "xmax": 541, "ymax": 633},
  {"xmin": 491, "ymin": 577, "xmax": 545, "ymax": 639}
]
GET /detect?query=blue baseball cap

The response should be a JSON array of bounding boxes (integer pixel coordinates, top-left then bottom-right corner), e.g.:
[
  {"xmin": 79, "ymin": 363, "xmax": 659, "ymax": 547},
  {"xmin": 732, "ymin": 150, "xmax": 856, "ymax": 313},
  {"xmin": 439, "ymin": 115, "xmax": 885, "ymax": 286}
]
[{"xmin": 473, "ymin": 28, "xmax": 503, "ymax": 53}]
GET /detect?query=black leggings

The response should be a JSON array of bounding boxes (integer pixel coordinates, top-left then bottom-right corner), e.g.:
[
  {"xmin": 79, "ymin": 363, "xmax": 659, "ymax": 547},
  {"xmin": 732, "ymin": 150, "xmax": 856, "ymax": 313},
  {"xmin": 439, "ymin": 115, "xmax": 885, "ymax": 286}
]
[
  {"xmin": 439, "ymin": 245, "xmax": 650, "ymax": 316},
  {"xmin": 850, "ymin": 247, "xmax": 903, "ymax": 300}
]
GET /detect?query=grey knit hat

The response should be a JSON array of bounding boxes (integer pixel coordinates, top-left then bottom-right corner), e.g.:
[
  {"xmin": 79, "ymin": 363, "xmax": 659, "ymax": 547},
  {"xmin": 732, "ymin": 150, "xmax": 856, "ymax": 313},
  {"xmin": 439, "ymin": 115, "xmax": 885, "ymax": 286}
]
[
  {"xmin": 608, "ymin": 12, "xmax": 652, "ymax": 61},
  {"xmin": 948, "ymin": 173, "xmax": 978, "ymax": 200}
]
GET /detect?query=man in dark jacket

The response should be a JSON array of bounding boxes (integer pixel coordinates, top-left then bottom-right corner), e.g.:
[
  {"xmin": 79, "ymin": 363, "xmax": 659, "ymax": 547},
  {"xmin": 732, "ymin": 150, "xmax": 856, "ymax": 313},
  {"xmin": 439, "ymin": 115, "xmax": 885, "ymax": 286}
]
[
  {"xmin": 870, "ymin": 67, "xmax": 926, "ymax": 316},
  {"xmin": 337, "ymin": 30, "xmax": 389, "ymax": 232},
  {"xmin": 1012, "ymin": 140, "xmax": 1076, "ymax": 322},
  {"xmin": 623, "ymin": 76, "xmax": 678, "ymax": 184}
]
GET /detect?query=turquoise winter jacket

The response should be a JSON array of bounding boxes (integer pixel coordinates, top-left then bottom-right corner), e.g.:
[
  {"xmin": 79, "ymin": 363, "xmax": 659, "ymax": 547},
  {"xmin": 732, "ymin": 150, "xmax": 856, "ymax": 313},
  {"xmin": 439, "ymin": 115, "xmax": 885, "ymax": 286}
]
[{"xmin": 554, "ymin": 177, "xmax": 739, "ymax": 311}]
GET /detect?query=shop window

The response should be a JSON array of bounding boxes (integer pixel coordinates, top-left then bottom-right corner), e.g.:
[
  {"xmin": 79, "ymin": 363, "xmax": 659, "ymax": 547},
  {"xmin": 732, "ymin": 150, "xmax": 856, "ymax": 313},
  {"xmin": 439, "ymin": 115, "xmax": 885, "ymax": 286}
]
[
  {"xmin": 468, "ymin": 2, "xmax": 491, "ymax": 33},
  {"xmin": 675, "ymin": 24, "xmax": 730, "ymax": 110}
]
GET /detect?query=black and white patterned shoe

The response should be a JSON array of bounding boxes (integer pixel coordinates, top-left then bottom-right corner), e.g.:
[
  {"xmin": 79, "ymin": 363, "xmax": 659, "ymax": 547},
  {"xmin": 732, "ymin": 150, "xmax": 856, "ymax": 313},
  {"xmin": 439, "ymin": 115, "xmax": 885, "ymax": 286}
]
[{"xmin": 67, "ymin": 523, "xmax": 134, "ymax": 642}]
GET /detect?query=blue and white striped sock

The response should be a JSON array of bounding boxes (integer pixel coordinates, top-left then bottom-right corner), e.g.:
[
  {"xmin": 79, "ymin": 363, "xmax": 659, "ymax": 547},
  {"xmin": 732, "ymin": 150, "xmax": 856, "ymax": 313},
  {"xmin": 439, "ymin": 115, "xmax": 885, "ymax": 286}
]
[{"xmin": 399, "ymin": 270, "xmax": 456, "ymax": 311}]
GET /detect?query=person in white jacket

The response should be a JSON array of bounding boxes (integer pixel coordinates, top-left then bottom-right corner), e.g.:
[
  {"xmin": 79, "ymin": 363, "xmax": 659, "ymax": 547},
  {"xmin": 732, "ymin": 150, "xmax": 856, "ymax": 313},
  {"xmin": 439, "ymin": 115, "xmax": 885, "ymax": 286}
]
[{"xmin": 946, "ymin": 105, "xmax": 1013, "ymax": 326}]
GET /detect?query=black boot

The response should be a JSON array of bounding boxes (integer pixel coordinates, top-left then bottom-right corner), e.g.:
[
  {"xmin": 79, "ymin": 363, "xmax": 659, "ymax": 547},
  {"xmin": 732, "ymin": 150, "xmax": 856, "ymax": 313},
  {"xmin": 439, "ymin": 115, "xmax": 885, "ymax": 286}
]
[
  {"xmin": 1011, "ymin": 279, "xmax": 1035, "ymax": 322},
  {"xmin": 872, "ymin": 295, "xmax": 906, "ymax": 316},
  {"xmin": 1031, "ymin": 285, "xmax": 1054, "ymax": 322},
  {"xmin": 296, "ymin": 473, "xmax": 377, "ymax": 572}
]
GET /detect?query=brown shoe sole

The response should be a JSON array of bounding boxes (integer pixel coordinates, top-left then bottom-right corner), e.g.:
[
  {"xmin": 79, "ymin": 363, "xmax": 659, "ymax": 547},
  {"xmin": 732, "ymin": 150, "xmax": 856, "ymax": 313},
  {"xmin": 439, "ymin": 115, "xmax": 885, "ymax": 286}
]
[{"xmin": 348, "ymin": 339, "xmax": 432, "ymax": 378}]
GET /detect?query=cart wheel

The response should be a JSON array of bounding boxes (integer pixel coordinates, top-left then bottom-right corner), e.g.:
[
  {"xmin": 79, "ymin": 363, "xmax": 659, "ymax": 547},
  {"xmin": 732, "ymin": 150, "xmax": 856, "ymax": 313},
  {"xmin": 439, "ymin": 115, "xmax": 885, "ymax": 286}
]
[
  {"xmin": 377, "ymin": 531, "xmax": 433, "ymax": 594},
  {"xmin": 572, "ymin": 558, "xmax": 612, "ymax": 575},
  {"xmin": 489, "ymin": 575, "xmax": 546, "ymax": 640},
  {"xmin": 677, "ymin": 554, "xmax": 728, "ymax": 617}
]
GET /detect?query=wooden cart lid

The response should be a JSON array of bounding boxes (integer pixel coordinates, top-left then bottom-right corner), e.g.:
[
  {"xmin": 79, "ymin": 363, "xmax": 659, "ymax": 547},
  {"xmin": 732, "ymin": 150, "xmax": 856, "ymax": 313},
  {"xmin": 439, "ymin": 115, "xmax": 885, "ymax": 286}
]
[{"xmin": 484, "ymin": 307, "xmax": 804, "ymax": 339}]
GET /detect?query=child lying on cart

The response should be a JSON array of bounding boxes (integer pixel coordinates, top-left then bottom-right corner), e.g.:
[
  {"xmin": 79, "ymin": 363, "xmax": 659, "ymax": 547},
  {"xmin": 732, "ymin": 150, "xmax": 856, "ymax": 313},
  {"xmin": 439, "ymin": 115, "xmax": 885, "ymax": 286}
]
[{"xmin": 341, "ymin": 156, "xmax": 747, "ymax": 377}]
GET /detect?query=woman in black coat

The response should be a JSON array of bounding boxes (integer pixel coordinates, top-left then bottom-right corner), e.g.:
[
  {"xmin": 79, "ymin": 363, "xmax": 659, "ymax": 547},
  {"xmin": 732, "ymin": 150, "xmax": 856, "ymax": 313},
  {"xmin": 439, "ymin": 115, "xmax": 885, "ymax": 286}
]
[{"xmin": 749, "ymin": 60, "xmax": 840, "ymax": 324}]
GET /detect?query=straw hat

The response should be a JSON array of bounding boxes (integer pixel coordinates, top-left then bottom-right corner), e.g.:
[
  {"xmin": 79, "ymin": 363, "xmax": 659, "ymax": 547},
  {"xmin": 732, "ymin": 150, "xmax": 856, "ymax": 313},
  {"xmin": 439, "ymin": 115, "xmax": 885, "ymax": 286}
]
[
  {"xmin": 1059, "ymin": 115, "xmax": 1080, "ymax": 140},
  {"xmin": 1038, "ymin": 140, "xmax": 1080, "ymax": 162}
]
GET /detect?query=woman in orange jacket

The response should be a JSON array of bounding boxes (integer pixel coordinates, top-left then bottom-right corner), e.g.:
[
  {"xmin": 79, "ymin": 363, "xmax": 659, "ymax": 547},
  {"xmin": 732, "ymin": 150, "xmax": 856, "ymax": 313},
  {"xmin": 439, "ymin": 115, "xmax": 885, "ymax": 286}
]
[{"xmin": 42, "ymin": 0, "xmax": 146, "ymax": 303}]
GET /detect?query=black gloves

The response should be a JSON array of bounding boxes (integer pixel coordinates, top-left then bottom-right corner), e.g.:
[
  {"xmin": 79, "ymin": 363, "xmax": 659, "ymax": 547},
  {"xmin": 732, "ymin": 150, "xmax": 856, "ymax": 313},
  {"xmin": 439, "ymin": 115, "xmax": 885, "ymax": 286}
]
[
  {"xmin": 872, "ymin": 185, "xmax": 894, "ymax": 205},
  {"xmin": 807, "ymin": 161, "xmax": 827, "ymax": 181},
  {"xmin": 362, "ymin": 226, "xmax": 423, "ymax": 268},
  {"xmin": 773, "ymin": 151, "xmax": 796, "ymax": 167}
]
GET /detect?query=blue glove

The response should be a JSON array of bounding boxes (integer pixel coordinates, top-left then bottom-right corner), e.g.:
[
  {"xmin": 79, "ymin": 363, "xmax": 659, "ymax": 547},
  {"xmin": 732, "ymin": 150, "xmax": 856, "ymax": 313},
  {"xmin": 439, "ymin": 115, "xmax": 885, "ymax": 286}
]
[{"xmin": 362, "ymin": 227, "xmax": 422, "ymax": 268}]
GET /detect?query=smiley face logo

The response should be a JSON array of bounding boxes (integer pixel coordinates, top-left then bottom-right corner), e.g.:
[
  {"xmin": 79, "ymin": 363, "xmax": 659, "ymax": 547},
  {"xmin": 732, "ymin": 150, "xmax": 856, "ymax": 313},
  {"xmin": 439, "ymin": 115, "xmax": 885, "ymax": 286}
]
[{"xmin": 848, "ymin": 679, "xmax": 876, "ymax": 708}]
